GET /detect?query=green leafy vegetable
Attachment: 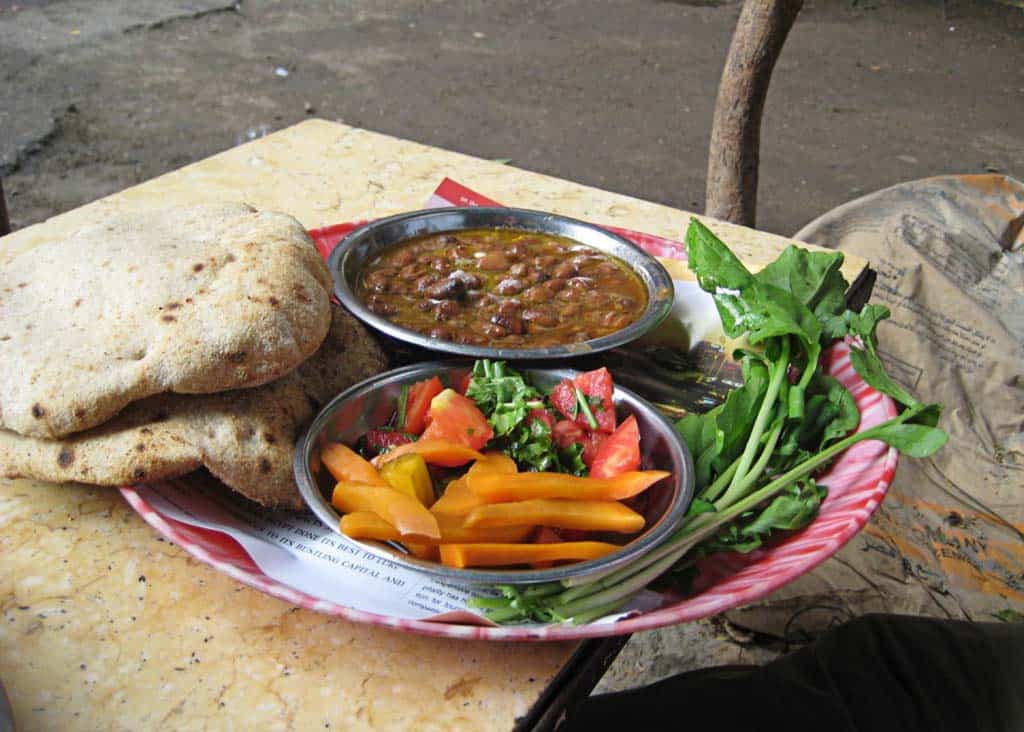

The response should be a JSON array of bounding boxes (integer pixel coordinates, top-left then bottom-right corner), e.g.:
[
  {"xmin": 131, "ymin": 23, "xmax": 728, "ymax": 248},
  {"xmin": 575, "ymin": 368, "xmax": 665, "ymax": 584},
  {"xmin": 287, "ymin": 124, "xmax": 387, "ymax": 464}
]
[
  {"xmin": 465, "ymin": 359, "xmax": 587, "ymax": 476},
  {"xmin": 844, "ymin": 304, "xmax": 922, "ymax": 409},
  {"xmin": 465, "ymin": 360, "xmax": 545, "ymax": 435},
  {"xmin": 470, "ymin": 219, "xmax": 948, "ymax": 625}
]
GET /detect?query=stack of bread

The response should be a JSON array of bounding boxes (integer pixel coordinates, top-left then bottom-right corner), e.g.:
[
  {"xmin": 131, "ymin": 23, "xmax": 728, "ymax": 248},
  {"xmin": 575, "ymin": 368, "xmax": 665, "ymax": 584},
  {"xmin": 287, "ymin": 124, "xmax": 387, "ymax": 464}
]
[{"xmin": 0, "ymin": 203, "xmax": 388, "ymax": 508}]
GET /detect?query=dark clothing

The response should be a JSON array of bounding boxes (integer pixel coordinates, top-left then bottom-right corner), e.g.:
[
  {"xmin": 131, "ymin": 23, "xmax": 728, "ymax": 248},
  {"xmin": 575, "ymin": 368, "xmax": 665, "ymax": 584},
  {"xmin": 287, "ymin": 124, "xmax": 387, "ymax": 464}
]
[{"xmin": 563, "ymin": 614, "xmax": 1024, "ymax": 732}]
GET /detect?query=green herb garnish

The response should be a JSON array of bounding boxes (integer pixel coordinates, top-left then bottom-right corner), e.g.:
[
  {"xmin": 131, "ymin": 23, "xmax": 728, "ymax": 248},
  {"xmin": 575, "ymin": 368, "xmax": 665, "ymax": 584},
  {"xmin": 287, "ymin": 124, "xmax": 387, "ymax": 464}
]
[{"xmin": 466, "ymin": 359, "xmax": 584, "ymax": 475}]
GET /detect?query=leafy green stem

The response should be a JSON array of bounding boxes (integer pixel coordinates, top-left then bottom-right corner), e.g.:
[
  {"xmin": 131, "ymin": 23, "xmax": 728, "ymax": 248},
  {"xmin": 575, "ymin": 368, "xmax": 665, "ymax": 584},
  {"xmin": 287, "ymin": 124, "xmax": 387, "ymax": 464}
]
[
  {"xmin": 574, "ymin": 386, "xmax": 599, "ymax": 430},
  {"xmin": 697, "ymin": 454, "xmax": 741, "ymax": 503},
  {"xmin": 714, "ymin": 415, "xmax": 784, "ymax": 511},
  {"xmin": 723, "ymin": 336, "xmax": 790, "ymax": 497}
]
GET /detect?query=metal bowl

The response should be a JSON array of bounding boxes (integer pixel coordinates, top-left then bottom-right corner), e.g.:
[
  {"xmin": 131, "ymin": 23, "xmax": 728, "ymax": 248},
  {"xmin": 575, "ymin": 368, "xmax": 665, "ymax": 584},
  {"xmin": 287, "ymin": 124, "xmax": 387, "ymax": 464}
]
[
  {"xmin": 293, "ymin": 362, "xmax": 694, "ymax": 585},
  {"xmin": 329, "ymin": 207, "xmax": 675, "ymax": 360}
]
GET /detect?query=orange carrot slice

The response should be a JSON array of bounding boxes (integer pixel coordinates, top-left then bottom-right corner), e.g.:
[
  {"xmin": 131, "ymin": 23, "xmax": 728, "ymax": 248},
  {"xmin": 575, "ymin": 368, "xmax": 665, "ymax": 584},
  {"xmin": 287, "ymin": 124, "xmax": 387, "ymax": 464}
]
[
  {"xmin": 438, "ymin": 541, "xmax": 620, "ymax": 569},
  {"xmin": 371, "ymin": 440, "xmax": 485, "ymax": 469},
  {"xmin": 340, "ymin": 511, "xmax": 533, "ymax": 544},
  {"xmin": 404, "ymin": 543, "xmax": 440, "ymax": 561},
  {"xmin": 463, "ymin": 499, "xmax": 645, "ymax": 534},
  {"xmin": 332, "ymin": 481, "xmax": 440, "ymax": 541},
  {"xmin": 428, "ymin": 477, "xmax": 485, "ymax": 516},
  {"xmin": 466, "ymin": 470, "xmax": 670, "ymax": 503},
  {"xmin": 430, "ymin": 454, "xmax": 519, "ymax": 515},
  {"xmin": 471, "ymin": 451, "xmax": 519, "ymax": 475},
  {"xmin": 321, "ymin": 443, "xmax": 387, "ymax": 486}
]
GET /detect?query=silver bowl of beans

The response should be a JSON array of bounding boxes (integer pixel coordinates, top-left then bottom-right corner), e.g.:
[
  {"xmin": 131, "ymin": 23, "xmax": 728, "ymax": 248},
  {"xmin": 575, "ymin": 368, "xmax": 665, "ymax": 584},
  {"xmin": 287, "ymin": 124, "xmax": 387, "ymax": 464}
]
[{"xmin": 329, "ymin": 207, "xmax": 675, "ymax": 360}]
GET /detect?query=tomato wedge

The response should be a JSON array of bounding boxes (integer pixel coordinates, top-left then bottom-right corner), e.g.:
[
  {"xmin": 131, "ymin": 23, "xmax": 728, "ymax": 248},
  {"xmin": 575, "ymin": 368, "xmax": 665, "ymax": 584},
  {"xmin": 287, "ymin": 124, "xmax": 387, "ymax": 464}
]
[
  {"xmin": 589, "ymin": 415, "xmax": 641, "ymax": 479},
  {"xmin": 528, "ymin": 408, "xmax": 556, "ymax": 430},
  {"xmin": 552, "ymin": 419, "xmax": 606, "ymax": 467},
  {"xmin": 420, "ymin": 388, "xmax": 494, "ymax": 450},
  {"xmin": 550, "ymin": 367, "xmax": 616, "ymax": 433},
  {"xmin": 402, "ymin": 376, "xmax": 444, "ymax": 435}
]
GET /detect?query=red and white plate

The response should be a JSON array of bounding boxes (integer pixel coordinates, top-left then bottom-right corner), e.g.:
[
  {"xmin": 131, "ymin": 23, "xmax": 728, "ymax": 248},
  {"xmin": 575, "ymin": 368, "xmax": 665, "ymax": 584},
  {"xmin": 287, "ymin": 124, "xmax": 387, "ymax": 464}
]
[{"xmin": 122, "ymin": 193, "xmax": 898, "ymax": 641}]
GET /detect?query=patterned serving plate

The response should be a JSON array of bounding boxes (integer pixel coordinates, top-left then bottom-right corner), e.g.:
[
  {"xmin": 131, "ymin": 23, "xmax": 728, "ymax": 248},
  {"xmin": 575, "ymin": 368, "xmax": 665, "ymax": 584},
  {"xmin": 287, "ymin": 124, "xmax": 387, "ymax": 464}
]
[{"xmin": 122, "ymin": 201, "xmax": 898, "ymax": 640}]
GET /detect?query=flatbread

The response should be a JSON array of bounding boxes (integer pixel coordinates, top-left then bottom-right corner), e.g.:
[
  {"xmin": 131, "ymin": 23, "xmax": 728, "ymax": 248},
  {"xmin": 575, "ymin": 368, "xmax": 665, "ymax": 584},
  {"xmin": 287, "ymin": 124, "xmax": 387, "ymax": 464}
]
[
  {"xmin": 0, "ymin": 306, "xmax": 388, "ymax": 509},
  {"xmin": 0, "ymin": 203, "xmax": 333, "ymax": 439}
]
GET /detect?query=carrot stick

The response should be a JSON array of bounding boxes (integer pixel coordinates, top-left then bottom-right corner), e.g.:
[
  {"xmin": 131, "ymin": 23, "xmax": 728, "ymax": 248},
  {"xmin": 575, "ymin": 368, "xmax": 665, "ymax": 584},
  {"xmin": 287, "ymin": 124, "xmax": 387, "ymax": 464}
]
[
  {"xmin": 321, "ymin": 442, "xmax": 387, "ymax": 486},
  {"xmin": 403, "ymin": 543, "xmax": 440, "ymax": 561},
  {"xmin": 429, "ymin": 453, "xmax": 520, "ymax": 515},
  {"xmin": 371, "ymin": 440, "xmax": 485, "ymax": 469},
  {"xmin": 429, "ymin": 478, "xmax": 487, "ymax": 516},
  {"xmin": 331, "ymin": 481, "xmax": 440, "ymax": 541},
  {"xmin": 472, "ymin": 452, "xmax": 518, "ymax": 475},
  {"xmin": 438, "ymin": 542, "xmax": 620, "ymax": 569},
  {"xmin": 466, "ymin": 470, "xmax": 670, "ymax": 503},
  {"xmin": 340, "ymin": 511, "xmax": 533, "ymax": 544},
  {"xmin": 463, "ymin": 499, "xmax": 645, "ymax": 534}
]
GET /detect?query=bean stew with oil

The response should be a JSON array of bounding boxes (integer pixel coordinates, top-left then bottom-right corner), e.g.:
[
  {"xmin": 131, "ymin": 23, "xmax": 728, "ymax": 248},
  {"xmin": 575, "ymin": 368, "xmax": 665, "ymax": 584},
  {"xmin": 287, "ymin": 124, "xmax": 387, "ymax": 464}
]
[{"xmin": 354, "ymin": 228, "xmax": 649, "ymax": 348}]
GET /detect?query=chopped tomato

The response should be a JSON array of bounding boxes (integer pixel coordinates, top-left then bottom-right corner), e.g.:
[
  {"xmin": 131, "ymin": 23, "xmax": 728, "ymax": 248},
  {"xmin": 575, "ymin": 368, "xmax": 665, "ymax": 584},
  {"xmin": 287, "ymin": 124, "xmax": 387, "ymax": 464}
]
[
  {"xmin": 550, "ymin": 380, "xmax": 579, "ymax": 424},
  {"xmin": 552, "ymin": 419, "xmax": 585, "ymax": 448},
  {"xmin": 420, "ymin": 388, "xmax": 494, "ymax": 450},
  {"xmin": 550, "ymin": 368, "xmax": 616, "ymax": 433},
  {"xmin": 454, "ymin": 371, "xmax": 474, "ymax": 395},
  {"xmin": 589, "ymin": 415, "xmax": 641, "ymax": 479},
  {"xmin": 583, "ymin": 432, "xmax": 607, "ymax": 467},
  {"xmin": 552, "ymin": 419, "xmax": 605, "ymax": 467},
  {"xmin": 528, "ymin": 408, "xmax": 556, "ymax": 430},
  {"xmin": 402, "ymin": 376, "xmax": 444, "ymax": 435}
]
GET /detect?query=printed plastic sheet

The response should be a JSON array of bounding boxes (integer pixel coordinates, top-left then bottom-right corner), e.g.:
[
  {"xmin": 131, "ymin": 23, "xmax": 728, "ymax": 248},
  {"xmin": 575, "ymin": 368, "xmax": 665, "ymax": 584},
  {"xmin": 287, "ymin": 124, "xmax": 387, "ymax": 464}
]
[{"xmin": 729, "ymin": 174, "xmax": 1024, "ymax": 636}]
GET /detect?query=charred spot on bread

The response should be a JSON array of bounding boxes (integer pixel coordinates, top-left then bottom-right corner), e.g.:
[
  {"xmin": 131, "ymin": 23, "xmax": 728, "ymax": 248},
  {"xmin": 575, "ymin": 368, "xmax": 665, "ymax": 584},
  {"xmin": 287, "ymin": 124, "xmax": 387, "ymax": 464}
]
[{"xmin": 58, "ymin": 447, "xmax": 75, "ymax": 467}]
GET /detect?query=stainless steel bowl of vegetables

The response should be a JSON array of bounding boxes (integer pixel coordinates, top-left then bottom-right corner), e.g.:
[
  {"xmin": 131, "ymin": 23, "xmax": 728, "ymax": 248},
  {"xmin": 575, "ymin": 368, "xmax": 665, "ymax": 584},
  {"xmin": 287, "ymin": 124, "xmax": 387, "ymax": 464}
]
[{"xmin": 294, "ymin": 359, "xmax": 694, "ymax": 585}]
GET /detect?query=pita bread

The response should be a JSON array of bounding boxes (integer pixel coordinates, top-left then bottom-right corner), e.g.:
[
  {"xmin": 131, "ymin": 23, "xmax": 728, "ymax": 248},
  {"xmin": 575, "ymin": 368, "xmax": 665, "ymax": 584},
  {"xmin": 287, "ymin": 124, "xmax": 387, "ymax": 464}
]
[
  {"xmin": 0, "ymin": 306, "xmax": 388, "ymax": 509},
  {"xmin": 0, "ymin": 203, "xmax": 332, "ymax": 439}
]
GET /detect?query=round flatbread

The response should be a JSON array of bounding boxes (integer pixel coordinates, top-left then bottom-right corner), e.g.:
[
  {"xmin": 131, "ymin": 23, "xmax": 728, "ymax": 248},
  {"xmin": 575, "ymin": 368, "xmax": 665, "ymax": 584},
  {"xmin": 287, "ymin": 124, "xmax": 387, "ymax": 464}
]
[
  {"xmin": 0, "ymin": 203, "xmax": 333, "ymax": 439},
  {"xmin": 0, "ymin": 305, "xmax": 388, "ymax": 508}
]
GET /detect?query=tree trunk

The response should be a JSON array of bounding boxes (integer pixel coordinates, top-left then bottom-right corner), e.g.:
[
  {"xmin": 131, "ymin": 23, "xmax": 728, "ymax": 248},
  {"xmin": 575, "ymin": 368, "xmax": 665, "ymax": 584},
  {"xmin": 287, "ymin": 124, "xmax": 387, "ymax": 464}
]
[
  {"xmin": 0, "ymin": 179, "xmax": 10, "ymax": 236},
  {"xmin": 705, "ymin": 0, "xmax": 803, "ymax": 227}
]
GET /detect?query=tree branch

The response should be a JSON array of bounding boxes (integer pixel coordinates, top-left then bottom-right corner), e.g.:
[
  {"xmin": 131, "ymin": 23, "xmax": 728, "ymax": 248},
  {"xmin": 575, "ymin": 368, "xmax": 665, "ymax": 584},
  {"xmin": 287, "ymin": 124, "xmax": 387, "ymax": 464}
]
[{"xmin": 705, "ymin": 0, "xmax": 803, "ymax": 227}]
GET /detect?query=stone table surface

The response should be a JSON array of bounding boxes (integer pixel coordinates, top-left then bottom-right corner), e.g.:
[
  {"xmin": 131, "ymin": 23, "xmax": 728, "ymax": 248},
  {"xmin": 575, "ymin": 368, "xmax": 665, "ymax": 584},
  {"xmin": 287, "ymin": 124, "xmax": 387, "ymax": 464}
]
[{"xmin": 0, "ymin": 119, "xmax": 865, "ymax": 731}]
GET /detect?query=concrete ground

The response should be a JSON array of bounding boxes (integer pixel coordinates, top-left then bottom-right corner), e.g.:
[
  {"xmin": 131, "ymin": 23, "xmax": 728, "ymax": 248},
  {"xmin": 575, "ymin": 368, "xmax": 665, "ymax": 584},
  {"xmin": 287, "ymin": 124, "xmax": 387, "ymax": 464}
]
[{"xmin": 2, "ymin": 0, "xmax": 1022, "ymax": 694}]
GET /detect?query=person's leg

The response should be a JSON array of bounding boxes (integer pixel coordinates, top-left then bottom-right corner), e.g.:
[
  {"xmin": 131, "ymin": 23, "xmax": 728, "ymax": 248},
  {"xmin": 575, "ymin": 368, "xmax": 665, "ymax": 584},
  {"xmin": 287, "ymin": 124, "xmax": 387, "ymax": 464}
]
[{"xmin": 562, "ymin": 614, "xmax": 1024, "ymax": 732}]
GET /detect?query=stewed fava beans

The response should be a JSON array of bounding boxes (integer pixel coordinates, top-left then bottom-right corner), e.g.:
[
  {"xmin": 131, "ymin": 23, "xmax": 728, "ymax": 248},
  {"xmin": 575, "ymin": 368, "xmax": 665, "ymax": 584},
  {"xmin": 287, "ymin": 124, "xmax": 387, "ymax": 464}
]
[{"xmin": 355, "ymin": 229, "xmax": 648, "ymax": 348}]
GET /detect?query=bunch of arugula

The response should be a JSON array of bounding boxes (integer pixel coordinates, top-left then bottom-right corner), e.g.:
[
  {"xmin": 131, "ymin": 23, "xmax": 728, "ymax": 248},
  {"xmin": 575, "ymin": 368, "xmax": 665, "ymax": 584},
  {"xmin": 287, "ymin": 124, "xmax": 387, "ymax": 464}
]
[
  {"xmin": 471, "ymin": 219, "xmax": 948, "ymax": 625},
  {"xmin": 465, "ymin": 359, "xmax": 588, "ymax": 476}
]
